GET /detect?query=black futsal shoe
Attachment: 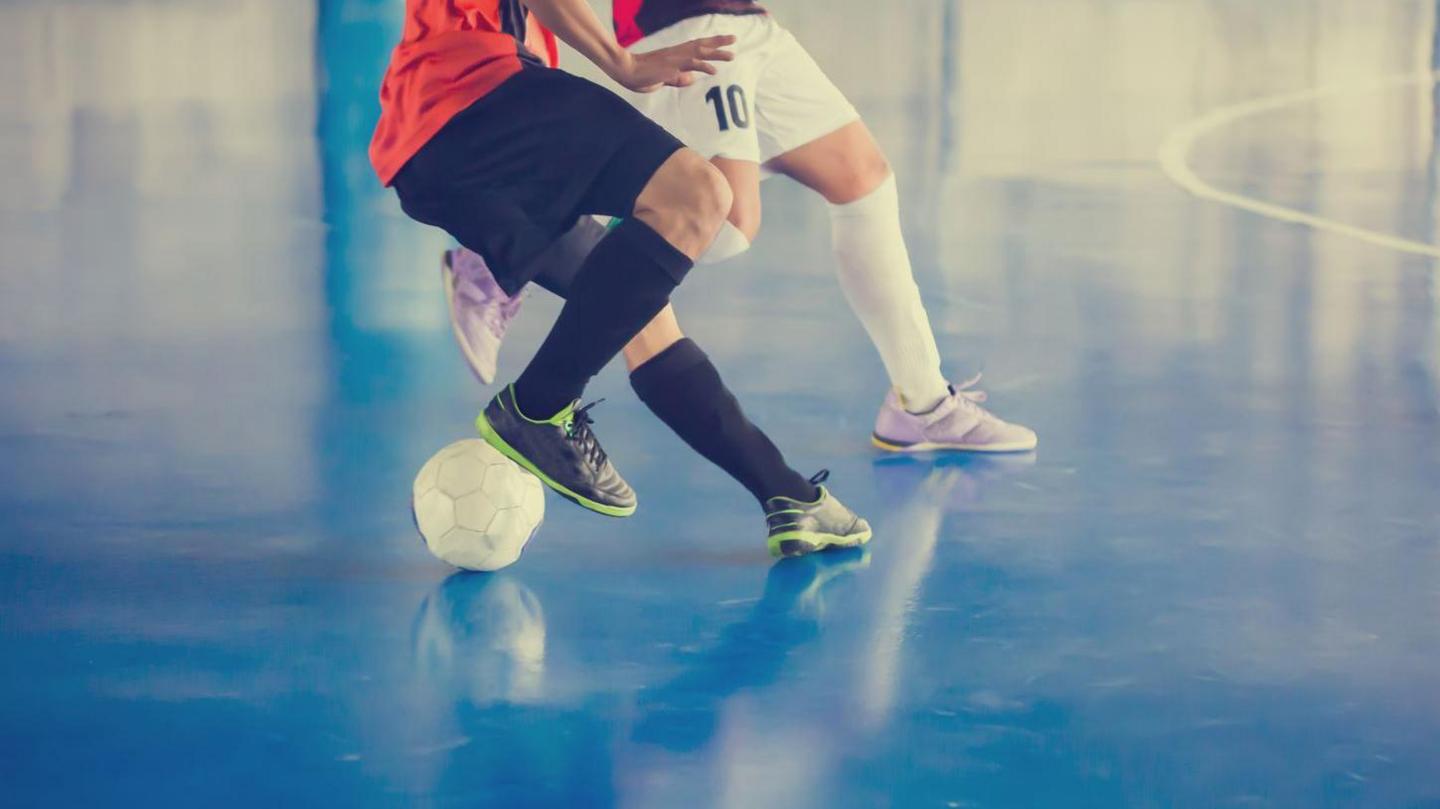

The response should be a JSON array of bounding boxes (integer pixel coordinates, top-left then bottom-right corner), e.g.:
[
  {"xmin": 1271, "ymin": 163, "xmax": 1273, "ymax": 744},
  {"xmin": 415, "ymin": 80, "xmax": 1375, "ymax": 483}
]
[
  {"xmin": 476, "ymin": 385, "xmax": 637, "ymax": 517},
  {"xmin": 764, "ymin": 470, "xmax": 873, "ymax": 558}
]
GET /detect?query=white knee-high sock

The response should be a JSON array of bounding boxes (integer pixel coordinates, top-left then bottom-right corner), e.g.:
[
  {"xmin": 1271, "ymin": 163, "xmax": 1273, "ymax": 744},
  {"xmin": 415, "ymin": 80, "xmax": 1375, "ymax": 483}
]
[
  {"xmin": 698, "ymin": 220, "xmax": 751, "ymax": 265},
  {"xmin": 828, "ymin": 174, "xmax": 949, "ymax": 411}
]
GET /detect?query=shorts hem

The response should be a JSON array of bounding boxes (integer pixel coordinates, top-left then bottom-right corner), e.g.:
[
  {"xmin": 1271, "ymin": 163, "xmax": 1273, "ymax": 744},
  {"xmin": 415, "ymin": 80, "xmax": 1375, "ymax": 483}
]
[
  {"xmin": 760, "ymin": 110, "xmax": 863, "ymax": 165},
  {"xmin": 596, "ymin": 137, "xmax": 686, "ymax": 220}
]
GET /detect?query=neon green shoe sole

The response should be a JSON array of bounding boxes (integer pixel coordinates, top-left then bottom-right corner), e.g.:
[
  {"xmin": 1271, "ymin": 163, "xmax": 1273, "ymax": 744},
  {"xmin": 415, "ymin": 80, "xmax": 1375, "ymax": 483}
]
[
  {"xmin": 767, "ymin": 525, "xmax": 873, "ymax": 559},
  {"xmin": 476, "ymin": 411, "xmax": 637, "ymax": 518}
]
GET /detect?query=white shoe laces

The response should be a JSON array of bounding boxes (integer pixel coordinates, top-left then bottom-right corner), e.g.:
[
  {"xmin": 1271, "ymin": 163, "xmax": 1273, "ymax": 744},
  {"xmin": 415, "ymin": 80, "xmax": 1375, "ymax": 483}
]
[
  {"xmin": 904, "ymin": 374, "xmax": 993, "ymax": 428},
  {"xmin": 953, "ymin": 373, "xmax": 989, "ymax": 405},
  {"xmin": 946, "ymin": 373, "xmax": 997, "ymax": 423}
]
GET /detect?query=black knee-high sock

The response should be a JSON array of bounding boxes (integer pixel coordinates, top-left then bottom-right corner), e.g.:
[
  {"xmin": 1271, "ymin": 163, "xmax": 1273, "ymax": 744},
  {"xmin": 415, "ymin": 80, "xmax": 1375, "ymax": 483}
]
[
  {"xmin": 630, "ymin": 338, "xmax": 817, "ymax": 506},
  {"xmin": 514, "ymin": 218, "xmax": 692, "ymax": 419}
]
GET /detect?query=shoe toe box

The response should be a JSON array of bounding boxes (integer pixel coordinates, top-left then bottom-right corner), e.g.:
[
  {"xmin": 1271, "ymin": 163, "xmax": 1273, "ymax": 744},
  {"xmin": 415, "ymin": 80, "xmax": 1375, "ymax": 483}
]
[
  {"xmin": 964, "ymin": 416, "xmax": 1038, "ymax": 450},
  {"xmin": 593, "ymin": 466, "xmax": 637, "ymax": 508},
  {"xmin": 851, "ymin": 514, "xmax": 873, "ymax": 540}
]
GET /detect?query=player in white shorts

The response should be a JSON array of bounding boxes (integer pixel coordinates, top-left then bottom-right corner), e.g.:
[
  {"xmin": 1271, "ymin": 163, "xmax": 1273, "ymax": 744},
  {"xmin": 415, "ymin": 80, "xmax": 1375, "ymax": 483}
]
[{"xmin": 442, "ymin": 1, "xmax": 1037, "ymax": 454}]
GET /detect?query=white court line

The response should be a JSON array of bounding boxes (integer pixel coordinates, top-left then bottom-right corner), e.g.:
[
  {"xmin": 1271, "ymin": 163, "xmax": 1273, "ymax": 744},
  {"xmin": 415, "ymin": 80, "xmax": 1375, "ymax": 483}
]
[{"xmin": 1157, "ymin": 70, "xmax": 1440, "ymax": 259}]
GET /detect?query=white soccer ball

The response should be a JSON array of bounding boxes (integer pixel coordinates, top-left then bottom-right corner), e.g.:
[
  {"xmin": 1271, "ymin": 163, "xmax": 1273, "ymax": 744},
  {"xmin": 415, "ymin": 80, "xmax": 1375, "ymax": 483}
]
[{"xmin": 412, "ymin": 439, "xmax": 545, "ymax": 571}]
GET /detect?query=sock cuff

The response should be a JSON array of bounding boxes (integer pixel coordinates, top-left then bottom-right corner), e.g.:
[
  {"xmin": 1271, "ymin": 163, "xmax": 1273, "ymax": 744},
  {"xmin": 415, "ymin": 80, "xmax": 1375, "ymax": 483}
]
[
  {"xmin": 827, "ymin": 172, "xmax": 898, "ymax": 218},
  {"xmin": 697, "ymin": 220, "xmax": 752, "ymax": 265},
  {"xmin": 611, "ymin": 217, "xmax": 695, "ymax": 284},
  {"xmin": 630, "ymin": 337, "xmax": 709, "ymax": 397}
]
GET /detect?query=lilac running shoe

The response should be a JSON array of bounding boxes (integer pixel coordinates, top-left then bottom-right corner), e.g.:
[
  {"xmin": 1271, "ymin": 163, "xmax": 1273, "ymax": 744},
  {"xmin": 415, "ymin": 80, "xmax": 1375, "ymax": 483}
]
[
  {"xmin": 871, "ymin": 374, "xmax": 1038, "ymax": 453},
  {"xmin": 441, "ymin": 247, "xmax": 526, "ymax": 385}
]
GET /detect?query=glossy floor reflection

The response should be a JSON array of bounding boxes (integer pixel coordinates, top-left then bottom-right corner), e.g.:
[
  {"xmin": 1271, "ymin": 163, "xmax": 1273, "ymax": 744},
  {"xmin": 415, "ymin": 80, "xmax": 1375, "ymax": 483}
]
[{"xmin": 3, "ymin": 1, "xmax": 1440, "ymax": 807}]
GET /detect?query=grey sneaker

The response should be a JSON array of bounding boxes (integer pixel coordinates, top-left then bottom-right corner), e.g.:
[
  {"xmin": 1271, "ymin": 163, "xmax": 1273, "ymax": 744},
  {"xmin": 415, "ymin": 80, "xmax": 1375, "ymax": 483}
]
[{"xmin": 763, "ymin": 471, "xmax": 872, "ymax": 558}]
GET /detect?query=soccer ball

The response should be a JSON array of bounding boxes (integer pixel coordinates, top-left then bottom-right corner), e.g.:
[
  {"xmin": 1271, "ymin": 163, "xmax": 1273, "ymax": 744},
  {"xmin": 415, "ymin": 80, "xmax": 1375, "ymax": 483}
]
[{"xmin": 412, "ymin": 439, "xmax": 545, "ymax": 571}]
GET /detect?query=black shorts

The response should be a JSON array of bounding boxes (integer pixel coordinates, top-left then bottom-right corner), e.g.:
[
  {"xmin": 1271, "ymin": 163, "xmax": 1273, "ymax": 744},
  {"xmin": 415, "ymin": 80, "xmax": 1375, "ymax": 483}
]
[{"xmin": 392, "ymin": 66, "xmax": 684, "ymax": 296}]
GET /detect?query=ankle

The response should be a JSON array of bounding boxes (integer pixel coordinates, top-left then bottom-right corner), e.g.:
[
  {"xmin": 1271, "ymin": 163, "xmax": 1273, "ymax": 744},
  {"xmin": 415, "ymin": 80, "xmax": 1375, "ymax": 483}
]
[
  {"xmin": 902, "ymin": 391, "xmax": 948, "ymax": 416},
  {"xmin": 510, "ymin": 381, "xmax": 570, "ymax": 423},
  {"xmin": 760, "ymin": 481, "xmax": 821, "ymax": 508}
]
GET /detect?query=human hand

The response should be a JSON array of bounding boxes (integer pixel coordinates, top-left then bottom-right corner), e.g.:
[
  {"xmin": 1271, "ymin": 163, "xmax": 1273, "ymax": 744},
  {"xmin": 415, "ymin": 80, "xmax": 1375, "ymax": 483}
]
[{"xmin": 613, "ymin": 35, "xmax": 736, "ymax": 92}]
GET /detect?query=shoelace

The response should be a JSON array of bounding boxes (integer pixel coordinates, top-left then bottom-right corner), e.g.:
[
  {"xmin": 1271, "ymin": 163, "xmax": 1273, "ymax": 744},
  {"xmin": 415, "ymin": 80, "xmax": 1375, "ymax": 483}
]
[
  {"xmin": 949, "ymin": 373, "xmax": 990, "ymax": 414},
  {"xmin": 480, "ymin": 306, "xmax": 507, "ymax": 339},
  {"xmin": 564, "ymin": 399, "xmax": 608, "ymax": 467},
  {"xmin": 953, "ymin": 373, "xmax": 988, "ymax": 402},
  {"xmin": 500, "ymin": 287, "xmax": 528, "ymax": 317},
  {"xmin": 481, "ymin": 290, "xmax": 525, "ymax": 339},
  {"xmin": 765, "ymin": 469, "xmax": 830, "ymax": 520}
]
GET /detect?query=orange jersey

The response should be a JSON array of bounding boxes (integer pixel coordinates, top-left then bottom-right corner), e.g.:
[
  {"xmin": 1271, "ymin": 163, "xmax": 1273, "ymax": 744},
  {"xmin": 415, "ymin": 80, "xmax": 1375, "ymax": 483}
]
[{"xmin": 369, "ymin": 0, "xmax": 559, "ymax": 186}]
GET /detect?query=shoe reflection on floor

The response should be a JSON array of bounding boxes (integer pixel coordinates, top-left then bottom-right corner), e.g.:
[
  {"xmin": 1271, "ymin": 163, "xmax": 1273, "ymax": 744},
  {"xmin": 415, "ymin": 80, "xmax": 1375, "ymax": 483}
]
[{"xmin": 615, "ymin": 454, "xmax": 1034, "ymax": 808}]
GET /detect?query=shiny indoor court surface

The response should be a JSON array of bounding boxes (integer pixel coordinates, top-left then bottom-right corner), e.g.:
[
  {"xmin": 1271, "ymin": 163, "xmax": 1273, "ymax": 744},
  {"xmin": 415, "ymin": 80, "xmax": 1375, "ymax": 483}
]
[{"xmin": 3, "ymin": 1, "xmax": 1440, "ymax": 806}]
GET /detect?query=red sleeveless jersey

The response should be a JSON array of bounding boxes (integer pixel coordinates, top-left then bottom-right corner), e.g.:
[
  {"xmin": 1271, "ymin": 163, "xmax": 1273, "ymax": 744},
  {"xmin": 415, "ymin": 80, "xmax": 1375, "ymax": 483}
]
[
  {"xmin": 369, "ymin": 0, "xmax": 559, "ymax": 186},
  {"xmin": 613, "ymin": 0, "xmax": 765, "ymax": 48}
]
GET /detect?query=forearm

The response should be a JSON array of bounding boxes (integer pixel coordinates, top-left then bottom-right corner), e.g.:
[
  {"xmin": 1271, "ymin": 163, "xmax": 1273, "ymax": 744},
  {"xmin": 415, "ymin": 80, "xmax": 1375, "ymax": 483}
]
[{"xmin": 522, "ymin": 0, "xmax": 630, "ymax": 80}]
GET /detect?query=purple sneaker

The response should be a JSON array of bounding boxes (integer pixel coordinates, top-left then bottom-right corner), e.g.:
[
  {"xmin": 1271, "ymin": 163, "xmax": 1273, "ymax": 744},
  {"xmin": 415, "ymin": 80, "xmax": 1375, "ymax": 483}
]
[
  {"xmin": 871, "ymin": 374, "xmax": 1038, "ymax": 453},
  {"xmin": 441, "ymin": 247, "xmax": 526, "ymax": 385}
]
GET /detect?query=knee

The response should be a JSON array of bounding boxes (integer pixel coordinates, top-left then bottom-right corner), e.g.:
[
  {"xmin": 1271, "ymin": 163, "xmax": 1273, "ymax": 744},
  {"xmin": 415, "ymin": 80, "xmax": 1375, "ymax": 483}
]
[
  {"xmin": 683, "ymin": 156, "xmax": 734, "ymax": 234},
  {"xmin": 636, "ymin": 150, "xmax": 734, "ymax": 257},
  {"xmin": 829, "ymin": 151, "xmax": 892, "ymax": 205},
  {"xmin": 652, "ymin": 150, "xmax": 730, "ymax": 224}
]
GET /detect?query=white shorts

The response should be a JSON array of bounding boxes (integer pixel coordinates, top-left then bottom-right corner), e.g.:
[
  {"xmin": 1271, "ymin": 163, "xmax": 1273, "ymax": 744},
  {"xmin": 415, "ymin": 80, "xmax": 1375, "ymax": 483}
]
[{"xmin": 622, "ymin": 14, "xmax": 861, "ymax": 168}]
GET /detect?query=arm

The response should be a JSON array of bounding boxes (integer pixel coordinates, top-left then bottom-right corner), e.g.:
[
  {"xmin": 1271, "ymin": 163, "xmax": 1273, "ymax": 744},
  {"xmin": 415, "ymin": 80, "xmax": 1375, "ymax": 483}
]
[{"xmin": 523, "ymin": 0, "xmax": 733, "ymax": 92}]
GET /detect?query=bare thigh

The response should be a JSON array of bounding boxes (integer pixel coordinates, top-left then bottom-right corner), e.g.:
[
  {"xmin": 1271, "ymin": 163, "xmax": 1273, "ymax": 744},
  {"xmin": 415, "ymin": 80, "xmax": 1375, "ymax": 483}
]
[{"xmin": 765, "ymin": 120, "xmax": 891, "ymax": 205}]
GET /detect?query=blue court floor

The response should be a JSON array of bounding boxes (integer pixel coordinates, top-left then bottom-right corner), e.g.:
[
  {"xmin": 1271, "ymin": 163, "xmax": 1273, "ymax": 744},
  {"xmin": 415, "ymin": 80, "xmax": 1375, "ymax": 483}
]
[{"xmin": 3, "ymin": 1, "xmax": 1440, "ymax": 807}]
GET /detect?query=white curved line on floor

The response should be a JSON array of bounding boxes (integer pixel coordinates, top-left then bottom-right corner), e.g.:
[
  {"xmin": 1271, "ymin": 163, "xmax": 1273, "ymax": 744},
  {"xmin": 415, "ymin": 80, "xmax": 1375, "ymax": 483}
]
[{"xmin": 1157, "ymin": 70, "xmax": 1440, "ymax": 259}]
